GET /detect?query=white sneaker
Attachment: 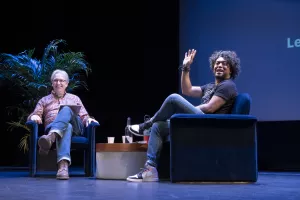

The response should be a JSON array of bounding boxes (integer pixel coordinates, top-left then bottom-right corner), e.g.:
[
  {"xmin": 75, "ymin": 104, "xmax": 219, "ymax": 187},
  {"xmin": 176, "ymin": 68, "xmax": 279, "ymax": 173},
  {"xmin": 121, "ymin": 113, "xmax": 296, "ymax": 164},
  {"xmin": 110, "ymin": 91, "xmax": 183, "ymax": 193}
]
[
  {"xmin": 128, "ymin": 124, "xmax": 143, "ymax": 136},
  {"xmin": 128, "ymin": 119, "xmax": 153, "ymax": 137},
  {"xmin": 126, "ymin": 164, "xmax": 159, "ymax": 182}
]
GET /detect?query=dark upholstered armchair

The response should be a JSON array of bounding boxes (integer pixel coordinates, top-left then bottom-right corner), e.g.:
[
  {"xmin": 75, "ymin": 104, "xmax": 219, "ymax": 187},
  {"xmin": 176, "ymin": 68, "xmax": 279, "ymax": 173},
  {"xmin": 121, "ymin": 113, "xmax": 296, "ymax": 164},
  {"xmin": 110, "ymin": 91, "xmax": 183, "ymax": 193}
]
[
  {"xmin": 26, "ymin": 120, "xmax": 100, "ymax": 177},
  {"xmin": 169, "ymin": 93, "xmax": 258, "ymax": 183}
]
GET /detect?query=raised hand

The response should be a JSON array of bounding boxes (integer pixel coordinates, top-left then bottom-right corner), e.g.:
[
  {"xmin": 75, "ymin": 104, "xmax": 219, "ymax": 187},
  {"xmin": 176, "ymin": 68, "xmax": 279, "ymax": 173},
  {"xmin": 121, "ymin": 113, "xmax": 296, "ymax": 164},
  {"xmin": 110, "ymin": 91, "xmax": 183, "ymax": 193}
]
[{"xmin": 183, "ymin": 49, "xmax": 197, "ymax": 67}]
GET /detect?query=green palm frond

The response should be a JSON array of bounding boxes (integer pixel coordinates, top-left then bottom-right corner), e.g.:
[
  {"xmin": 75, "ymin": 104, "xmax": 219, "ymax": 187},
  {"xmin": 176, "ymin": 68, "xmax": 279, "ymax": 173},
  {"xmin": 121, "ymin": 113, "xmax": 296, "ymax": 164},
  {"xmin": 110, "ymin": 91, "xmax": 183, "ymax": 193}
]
[
  {"xmin": 7, "ymin": 121, "xmax": 31, "ymax": 132},
  {"xmin": 41, "ymin": 39, "xmax": 66, "ymax": 71},
  {"xmin": 6, "ymin": 105, "xmax": 29, "ymax": 116},
  {"xmin": 0, "ymin": 51, "xmax": 43, "ymax": 92},
  {"xmin": 55, "ymin": 52, "xmax": 91, "ymax": 75},
  {"xmin": 19, "ymin": 133, "xmax": 30, "ymax": 153},
  {"xmin": 1, "ymin": 50, "xmax": 41, "ymax": 74}
]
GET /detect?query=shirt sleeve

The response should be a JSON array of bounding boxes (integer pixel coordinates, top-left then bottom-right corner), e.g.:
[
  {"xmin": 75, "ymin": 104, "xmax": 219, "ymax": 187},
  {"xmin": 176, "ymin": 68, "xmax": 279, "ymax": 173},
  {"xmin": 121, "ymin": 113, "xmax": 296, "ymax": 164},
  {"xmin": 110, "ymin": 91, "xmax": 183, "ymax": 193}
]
[
  {"xmin": 75, "ymin": 96, "xmax": 90, "ymax": 126},
  {"xmin": 200, "ymin": 84, "xmax": 207, "ymax": 94},
  {"xmin": 27, "ymin": 99, "xmax": 44, "ymax": 121},
  {"xmin": 213, "ymin": 80, "xmax": 237, "ymax": 101}
]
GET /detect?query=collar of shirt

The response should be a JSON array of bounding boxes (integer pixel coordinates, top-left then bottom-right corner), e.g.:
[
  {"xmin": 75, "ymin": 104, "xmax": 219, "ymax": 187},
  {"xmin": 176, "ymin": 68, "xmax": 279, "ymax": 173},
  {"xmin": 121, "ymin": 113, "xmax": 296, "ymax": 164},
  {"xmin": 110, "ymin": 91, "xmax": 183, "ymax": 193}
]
[{"xmin": 51, "ymin": 90, "xmax": 66, "ymax": 99}]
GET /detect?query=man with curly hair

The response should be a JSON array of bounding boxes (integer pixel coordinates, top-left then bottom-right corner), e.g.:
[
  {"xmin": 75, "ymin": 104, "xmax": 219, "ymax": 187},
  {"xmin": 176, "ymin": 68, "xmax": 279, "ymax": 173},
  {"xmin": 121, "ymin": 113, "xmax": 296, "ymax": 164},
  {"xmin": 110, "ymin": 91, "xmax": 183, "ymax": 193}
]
[{"xmin": 126, "ymin": 49, "xmax": 241, "ymax": 182}]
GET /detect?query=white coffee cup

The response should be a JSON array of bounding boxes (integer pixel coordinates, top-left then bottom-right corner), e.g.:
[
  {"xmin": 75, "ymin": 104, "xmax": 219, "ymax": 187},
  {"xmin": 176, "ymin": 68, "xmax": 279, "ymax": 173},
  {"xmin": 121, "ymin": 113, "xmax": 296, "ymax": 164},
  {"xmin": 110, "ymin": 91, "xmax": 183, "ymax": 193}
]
[{"xmin": 107, "ymin": 137, "xmax": 115, "ymax": 143}]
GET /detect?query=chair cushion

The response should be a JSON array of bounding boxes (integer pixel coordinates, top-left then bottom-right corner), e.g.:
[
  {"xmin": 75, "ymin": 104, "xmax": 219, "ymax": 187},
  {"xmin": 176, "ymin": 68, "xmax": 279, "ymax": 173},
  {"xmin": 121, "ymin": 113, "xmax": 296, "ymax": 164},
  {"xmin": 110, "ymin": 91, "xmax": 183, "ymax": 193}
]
[
  {"xmin": 71, "ymin": 136, "xmax": 88, "ymax": 144},
  {"xmin": 37, "ymin": 136, "xmax": 89, "ymax": 144},
  {"xmin": 36, "ymin": 136, "xmax": 89, "ymax": 150}
]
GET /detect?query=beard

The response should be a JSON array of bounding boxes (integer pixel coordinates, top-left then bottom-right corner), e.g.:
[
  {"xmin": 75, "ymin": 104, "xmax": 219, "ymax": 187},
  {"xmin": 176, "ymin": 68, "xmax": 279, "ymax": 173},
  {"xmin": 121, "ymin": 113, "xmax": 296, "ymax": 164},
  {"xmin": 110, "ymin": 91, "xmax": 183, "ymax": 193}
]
[
  {"xmin": 215, "ymin": 72, "xmax": 226, "ymax": 80},
  {"xmin": 214, "ymin": 72, "xmax": 231, "ymax": 81}
]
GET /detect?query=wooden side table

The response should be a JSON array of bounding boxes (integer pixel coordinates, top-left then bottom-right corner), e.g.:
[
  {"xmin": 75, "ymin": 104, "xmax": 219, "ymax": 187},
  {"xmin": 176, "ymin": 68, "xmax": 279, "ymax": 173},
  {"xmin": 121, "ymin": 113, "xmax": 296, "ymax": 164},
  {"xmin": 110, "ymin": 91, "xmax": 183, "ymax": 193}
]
[{"xmin": 96, "ymin": 143, "xmax": 148, "ymax": 180}]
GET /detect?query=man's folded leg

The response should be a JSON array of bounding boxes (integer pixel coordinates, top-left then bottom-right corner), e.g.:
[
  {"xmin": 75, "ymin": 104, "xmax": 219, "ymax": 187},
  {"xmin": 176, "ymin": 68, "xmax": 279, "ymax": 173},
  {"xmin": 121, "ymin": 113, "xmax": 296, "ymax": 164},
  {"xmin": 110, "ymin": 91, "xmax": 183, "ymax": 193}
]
[{"xmin": 38, "ymin": 131, "xmax": 58, "ymax": 155}]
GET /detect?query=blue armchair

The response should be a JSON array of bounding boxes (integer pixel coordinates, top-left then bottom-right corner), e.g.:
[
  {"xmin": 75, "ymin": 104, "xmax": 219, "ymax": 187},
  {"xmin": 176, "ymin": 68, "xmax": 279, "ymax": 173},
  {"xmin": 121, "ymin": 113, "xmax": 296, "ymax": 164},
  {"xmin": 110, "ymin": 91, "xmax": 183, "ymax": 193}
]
[
  {"xmin": 169, "ymin": 93, "xmax": 258, "ymax": 183},
  {"xmin": 26, "ymin": 120, "xmax": 100, "ymax": 177}
]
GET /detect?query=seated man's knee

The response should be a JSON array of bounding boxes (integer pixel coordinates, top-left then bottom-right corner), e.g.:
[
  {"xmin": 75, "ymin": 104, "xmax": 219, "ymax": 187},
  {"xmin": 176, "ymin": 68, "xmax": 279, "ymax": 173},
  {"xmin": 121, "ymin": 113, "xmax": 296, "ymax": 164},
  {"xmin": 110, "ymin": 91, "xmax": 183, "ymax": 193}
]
[
  {"xmin": 60, "ymin": 106, "xmax": 72, "ymax": 113},
  {"xmin": 166, "ymin": 93, "xmax": 182, "ymax": 101}
]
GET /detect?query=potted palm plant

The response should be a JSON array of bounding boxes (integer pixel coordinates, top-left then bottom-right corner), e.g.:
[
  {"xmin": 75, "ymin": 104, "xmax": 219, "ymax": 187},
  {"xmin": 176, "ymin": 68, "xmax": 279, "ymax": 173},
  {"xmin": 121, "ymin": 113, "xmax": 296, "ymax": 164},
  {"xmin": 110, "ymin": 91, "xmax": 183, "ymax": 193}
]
[{"xmin": 0, "ymin": 39, "xmax": 92, "ymax": 152}]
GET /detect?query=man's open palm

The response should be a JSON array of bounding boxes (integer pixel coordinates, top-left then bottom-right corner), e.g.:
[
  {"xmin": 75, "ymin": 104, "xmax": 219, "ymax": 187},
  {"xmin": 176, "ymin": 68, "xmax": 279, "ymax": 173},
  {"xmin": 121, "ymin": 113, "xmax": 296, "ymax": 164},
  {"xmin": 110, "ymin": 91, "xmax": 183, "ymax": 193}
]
[{"xmin": 183, "ymin": 49, "xmax": 197, "ymax": 67}]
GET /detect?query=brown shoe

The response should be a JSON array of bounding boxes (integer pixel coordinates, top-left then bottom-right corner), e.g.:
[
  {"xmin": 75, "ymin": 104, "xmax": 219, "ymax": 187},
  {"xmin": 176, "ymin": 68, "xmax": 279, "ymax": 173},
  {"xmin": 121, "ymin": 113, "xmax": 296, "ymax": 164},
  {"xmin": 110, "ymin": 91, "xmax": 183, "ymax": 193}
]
[
  {"xmin": 56, "ymin": 160, "xmax": 69, "ymax": 180},
  {"xmin": 38, "ymin": 132, "xmax": 56, "ymax": 155}
]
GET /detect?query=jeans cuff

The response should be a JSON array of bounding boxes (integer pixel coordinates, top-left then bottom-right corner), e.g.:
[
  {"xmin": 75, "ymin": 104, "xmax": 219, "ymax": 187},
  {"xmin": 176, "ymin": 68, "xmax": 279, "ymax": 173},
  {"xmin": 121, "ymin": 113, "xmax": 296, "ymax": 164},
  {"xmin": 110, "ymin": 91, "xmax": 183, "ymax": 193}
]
[
  {"xmin": 57, "ymin": 156, "xmax": 71, "ymax": 166},
  {"xmin": 49, "ymin": 129, "xmax": 63, "ymax": 137},
  {"xmin": 146, "ymin": 159, "xmax": 157, "ymax": 168}
]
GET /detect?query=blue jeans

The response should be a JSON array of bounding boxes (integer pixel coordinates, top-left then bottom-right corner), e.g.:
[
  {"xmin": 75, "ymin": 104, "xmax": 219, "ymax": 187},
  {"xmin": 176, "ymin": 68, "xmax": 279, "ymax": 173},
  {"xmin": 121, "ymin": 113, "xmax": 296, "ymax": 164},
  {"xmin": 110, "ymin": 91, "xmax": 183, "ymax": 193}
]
[
  {"xmin": 45, "ymin": 106, "xmax": 84, "ymax": 165},
  {"xmin": 146, "ymin": 93, "xmax": 204, "ymax": 167}
]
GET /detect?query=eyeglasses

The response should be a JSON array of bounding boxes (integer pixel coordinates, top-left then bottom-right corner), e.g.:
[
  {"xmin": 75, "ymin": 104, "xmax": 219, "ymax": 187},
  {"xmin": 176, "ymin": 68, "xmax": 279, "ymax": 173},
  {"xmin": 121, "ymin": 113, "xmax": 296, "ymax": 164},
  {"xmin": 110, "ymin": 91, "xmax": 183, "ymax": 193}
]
[{"xmin": 52, "ymin": 79, "xmax": 66, "ymax": 83}]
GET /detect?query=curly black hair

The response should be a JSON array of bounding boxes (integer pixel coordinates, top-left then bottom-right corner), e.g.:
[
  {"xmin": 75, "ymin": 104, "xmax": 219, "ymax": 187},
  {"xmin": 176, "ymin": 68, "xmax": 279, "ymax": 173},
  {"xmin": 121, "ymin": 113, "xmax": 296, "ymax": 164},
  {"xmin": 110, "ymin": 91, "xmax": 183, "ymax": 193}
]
[{"xmin": 209, "ymin": 50, "xmax": 241, "ymax": 80}]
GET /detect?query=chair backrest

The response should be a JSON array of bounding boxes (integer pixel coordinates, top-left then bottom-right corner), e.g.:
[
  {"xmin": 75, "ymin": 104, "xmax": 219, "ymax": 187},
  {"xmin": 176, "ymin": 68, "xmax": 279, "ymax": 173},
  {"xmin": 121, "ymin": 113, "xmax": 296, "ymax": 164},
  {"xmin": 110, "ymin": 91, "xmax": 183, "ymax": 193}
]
[{"xmin": 231, "ymin": 93, "xmax": 251, "ymax": 115}]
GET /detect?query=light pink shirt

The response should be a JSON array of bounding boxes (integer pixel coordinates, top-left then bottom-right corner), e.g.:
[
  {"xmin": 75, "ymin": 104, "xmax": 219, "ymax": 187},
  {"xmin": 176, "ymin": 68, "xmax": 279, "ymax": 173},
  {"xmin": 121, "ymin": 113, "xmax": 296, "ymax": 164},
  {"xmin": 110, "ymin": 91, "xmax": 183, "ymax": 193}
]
[{"xmin": 28, "ymin": 92, "xmax": 89, "ymax": 128}]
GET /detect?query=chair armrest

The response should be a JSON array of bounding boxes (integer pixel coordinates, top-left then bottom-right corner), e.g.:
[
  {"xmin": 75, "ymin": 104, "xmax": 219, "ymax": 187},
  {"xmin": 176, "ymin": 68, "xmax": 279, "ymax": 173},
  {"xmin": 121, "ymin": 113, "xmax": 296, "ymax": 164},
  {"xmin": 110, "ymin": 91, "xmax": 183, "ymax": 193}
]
[
  {"xmin": 86, "ymin": 121, "xmax": 100, "ymax": 141},
  {"xmin": 26, "ymin": 120, "xmax": 38, "ymax": 127},
  {"xmin": 170, "ymin": 113, "xmax": 257, "ymax": 121},
  {"xmin": 26, "ymin": 120, "xmax": 39, "ymax": 168},
  {"xmin": 170, "ymin": 114, "xmax": 257, "ymax": 130},
  {"xmin": 88, "ymin": 121, "xmax": 100, "ymax": 128},
  {"xmin": 26, "ymin": 120, "xmax": 39, "ymax": 140}
]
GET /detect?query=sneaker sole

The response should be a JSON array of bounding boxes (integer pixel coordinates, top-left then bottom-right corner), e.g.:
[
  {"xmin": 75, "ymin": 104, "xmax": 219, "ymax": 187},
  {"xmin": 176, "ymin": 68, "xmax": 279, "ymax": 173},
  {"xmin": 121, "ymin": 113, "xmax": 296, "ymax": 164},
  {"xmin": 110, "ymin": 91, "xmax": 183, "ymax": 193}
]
[
  {"xmin": 38, "ymin": 137, "xmax": 51, "ymax": 155},
  {"xmin": 56, "ymin": 176, "xmax": 70, "ymax": 180},
  {"xmin": 126, "ymin": 177, "xmax": 159, "ymax": 182}
]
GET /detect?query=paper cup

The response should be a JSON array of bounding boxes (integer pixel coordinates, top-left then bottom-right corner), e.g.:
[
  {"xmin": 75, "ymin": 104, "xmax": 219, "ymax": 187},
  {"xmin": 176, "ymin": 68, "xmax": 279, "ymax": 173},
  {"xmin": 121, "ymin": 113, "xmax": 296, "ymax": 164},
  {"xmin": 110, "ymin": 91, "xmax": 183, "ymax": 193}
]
[{"xmin": 107, "ymin": 137, "xmax": 115, "ymax": 143}]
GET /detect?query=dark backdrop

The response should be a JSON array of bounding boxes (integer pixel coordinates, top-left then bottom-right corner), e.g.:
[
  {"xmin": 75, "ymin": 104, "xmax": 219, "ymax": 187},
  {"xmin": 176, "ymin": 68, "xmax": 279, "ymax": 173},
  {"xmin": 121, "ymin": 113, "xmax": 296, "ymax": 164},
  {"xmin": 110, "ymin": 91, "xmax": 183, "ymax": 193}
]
[{"xmin": 0, "ymin": 0, "xmax": 179, "ymax": 167}]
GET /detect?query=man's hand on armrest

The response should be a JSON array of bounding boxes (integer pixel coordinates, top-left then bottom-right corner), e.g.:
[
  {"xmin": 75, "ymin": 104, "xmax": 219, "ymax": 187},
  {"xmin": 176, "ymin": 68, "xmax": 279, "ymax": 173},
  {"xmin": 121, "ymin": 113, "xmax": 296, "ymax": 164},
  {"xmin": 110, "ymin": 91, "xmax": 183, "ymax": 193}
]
[
  {"xmin": 30, "ymin": 115, "xmax": 42, "ymax": 124},
  {"xmin": 86, "ymin": 118, "xmax": 99, "ymax": 127}
]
